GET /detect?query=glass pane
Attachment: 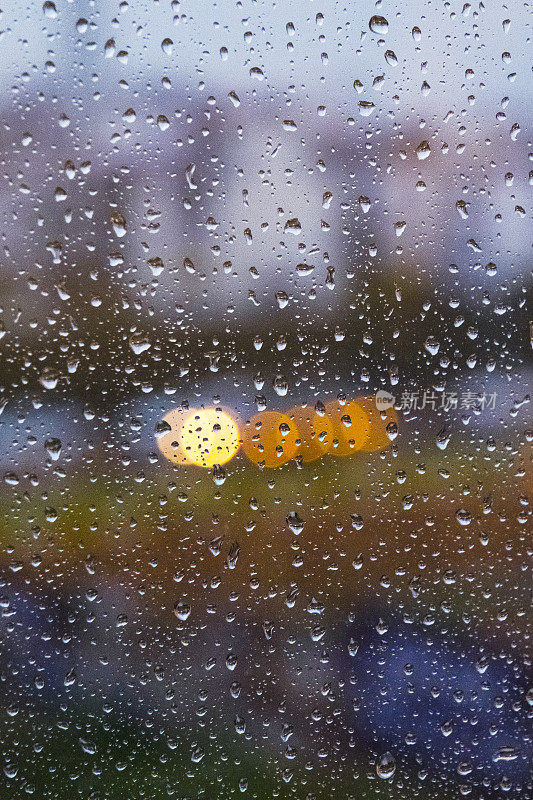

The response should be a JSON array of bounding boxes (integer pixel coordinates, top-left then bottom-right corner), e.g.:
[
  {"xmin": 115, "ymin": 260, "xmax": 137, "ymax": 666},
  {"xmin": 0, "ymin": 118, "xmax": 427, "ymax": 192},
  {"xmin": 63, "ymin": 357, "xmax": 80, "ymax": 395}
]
[{"xmin": 1, "ymin": 1, "xmax": 531, "ymax": 798}]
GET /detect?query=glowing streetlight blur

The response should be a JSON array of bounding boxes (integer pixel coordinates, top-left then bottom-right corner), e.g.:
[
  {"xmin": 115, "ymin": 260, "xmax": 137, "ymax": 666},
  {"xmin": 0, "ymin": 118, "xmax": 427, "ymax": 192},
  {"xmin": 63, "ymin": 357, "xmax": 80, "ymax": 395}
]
[
  {"xmin": 157, "ymin": 397, "xmax": 396, "ymax": 469},
  {"xmin": 157, "ymin": 407, "xmax": 240, "ymax": 468},
  {"xmin": 288, "ymin": 404, "xmax": 334, "ymax": 462},
  {"xmin": 241, "ymin": 410, "xmax": 299, "ymax": 468},
  {"xmin": 355, "ymin": 396, "xmax": 398, "ymax": 452},
  {"xmin": 324, "ymin": 399, "xmax": 371, "ymax": 456}
]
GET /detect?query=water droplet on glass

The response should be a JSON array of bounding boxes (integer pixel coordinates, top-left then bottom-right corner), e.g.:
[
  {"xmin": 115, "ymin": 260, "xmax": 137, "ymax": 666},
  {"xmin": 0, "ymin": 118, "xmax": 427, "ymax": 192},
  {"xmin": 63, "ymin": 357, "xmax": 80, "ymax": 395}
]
[
  {"xmin": 369, "ymin": 15, "xmax": 389, "ymax": 35},
  {"xmin": 377, "ymin": 752, "xmax": 396, "ymax": 779}
]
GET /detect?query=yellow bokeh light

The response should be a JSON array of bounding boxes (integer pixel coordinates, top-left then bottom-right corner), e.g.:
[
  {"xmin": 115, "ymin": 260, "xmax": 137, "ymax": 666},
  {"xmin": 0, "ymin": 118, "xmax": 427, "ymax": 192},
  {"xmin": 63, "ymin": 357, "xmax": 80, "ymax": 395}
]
[
  {"xmin": 324, "ymin": 399, "xmax": 371, "ymax": 456},
  {"xmin": 241, "ymin": 410, "xmax": 299, "ymax": 468},
  {"xmin": 288, "ymin": 404, "xmax": 334, "ymax": 462},
  {"xmin": 355, "ymin": 396, "xmax": 398, "ymax": 452},
  {"xmin": 157, "ymin": 407, "xmax": 240, "ymax": 468}
]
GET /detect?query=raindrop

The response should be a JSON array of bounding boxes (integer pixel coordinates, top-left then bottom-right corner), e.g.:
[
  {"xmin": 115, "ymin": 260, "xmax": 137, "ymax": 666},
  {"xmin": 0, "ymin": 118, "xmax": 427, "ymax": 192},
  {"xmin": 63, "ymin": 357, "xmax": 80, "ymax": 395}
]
[
  {"xmin": 369, "ymin": 15, "xmax": 389, "ymax": 35},
  {"xmin": 377, "ymin": 752, "xmax": 396, "ymax": 779}
]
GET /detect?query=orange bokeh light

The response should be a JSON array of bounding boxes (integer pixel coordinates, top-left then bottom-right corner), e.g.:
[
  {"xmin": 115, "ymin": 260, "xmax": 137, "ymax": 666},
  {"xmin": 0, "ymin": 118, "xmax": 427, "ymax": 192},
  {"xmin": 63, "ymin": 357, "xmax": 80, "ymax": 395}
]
[
  {"xmin": 241, "ymin": 410, "xmax": 299, "ymax": 468},
  {"xmin": 354, "ymin": 396, "xmax": 398, "ymax": 452},
  {"xmin": 324, "ymin": 399, "xmax": 371, "ymax": 456},
  {"xmin": 288, "ymin": 404, "xmax": 334, "ymax": 462}
]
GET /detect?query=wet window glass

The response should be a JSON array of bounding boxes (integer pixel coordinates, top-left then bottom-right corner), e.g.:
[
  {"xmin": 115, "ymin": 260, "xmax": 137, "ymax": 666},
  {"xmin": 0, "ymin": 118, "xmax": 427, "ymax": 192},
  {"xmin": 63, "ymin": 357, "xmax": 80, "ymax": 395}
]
[{"xmin": 1, "ymin": 1, "xmax": 531, "ymax": 798}]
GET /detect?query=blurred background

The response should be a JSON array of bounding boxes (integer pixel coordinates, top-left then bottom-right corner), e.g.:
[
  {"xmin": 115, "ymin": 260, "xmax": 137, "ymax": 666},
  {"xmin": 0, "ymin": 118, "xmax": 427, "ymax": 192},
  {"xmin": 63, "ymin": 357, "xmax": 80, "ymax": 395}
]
[{"xmin": 0, "ymin": 0, "xmax": 531, "ymax": 798}]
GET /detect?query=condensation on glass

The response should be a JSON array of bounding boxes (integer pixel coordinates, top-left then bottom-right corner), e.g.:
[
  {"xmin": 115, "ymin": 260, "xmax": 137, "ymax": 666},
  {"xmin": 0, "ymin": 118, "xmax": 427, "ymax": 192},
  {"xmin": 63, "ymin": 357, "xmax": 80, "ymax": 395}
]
[{"xmin": 0, "ymin": 1, "xmax": 531, "ymax": 798}]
